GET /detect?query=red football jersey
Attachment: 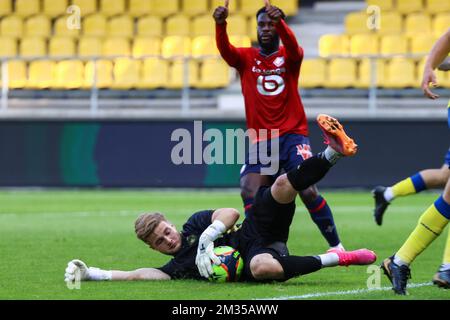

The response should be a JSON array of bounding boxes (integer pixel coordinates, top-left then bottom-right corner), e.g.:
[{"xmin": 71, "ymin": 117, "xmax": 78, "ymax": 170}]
[{"xmin": 216, "ymin": 20, "xmax": 309, "ymax": 141}]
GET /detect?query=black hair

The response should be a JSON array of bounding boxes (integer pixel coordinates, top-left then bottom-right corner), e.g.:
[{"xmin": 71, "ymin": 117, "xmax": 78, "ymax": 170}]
[{"xmin": 256, "ymin": 6, "xmax": 286, "ymax": 20}]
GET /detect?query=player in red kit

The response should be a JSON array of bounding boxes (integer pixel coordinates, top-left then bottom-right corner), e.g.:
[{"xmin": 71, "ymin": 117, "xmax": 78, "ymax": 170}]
[{"xmin": 213, "ymin": 0, "xmax": 357, "ymax": 252}]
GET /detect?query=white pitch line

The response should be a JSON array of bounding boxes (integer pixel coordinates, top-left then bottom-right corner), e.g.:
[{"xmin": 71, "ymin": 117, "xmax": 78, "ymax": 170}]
[{"xmin": 258, "ymin": 282, "xmax": 433, "ymax": 300}]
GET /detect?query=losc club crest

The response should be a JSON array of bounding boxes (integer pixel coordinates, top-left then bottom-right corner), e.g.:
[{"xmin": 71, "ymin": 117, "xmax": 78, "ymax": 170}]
[{"xmin": 273, "ymin": 57, "xmax": 285, "ymax": 67}]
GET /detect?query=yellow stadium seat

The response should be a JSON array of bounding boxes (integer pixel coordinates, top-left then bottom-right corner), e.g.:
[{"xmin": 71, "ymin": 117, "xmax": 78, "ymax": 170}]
[
  {"xmin": 128, "ymin": 0, "xmax": 152, "ymax": 17},
  {"xmin": 108, "ymin": 15, "xmax": 134, "ymax": 38},
  {"xmin": 191, "ymin": 36, "xmax": 219, "ymax": 58},
  {"xmin": 83, "ymin": 14, "xmax": 107, "ymax": 37},
  {"xmin": 132, "ymin": 37, "xmax": 161, "ymax": 57},
  {"xmin": 345, "ymin": 11, "xmax": 370, "ymax": 35},
  {"xmin": 137, "ymin": 16, "xmax": 163, "ymax": 37},
  {"xmin": 436, "ymin": 70, "xmax": 450, "ymax": 88},
  {"xmin": 396, "ymin": 0, "xmax": 423, "ymax": 14},
  {"xmin": 229, "ymin": 35, "xmax": 252, "ymax": 48},
  {"xmin": 271, "ymin": 0, "xmax": 299, "ymax": 16},
  {"xmin": 49, "ymin": 37, "xmax": 76, "ymax": 57},
  {"xmin": 319, "ymin": 34, "xmax": 350, "ymax": 57},
  {"xmin": 84, "ymin": 60, "xmax": 113, "ymax": 88},
  {"xmin": 27, "ymin": 60, "xmax": 56, "ymax": 89},
  {"xmin": 384, "ymin": 58, "xmax": 417, "ymax": 88},
  {"xmin": 298, "ymin": 58, "xmax": 326, "ymax": 88},
  {"xmin": 167, "ymin": 59, "xmax": 199, "ymax": 89},
  {"xmin": 366, "ymin": 0, "xmax": 393, "ymax": 11},
  {"xmin": 15, "ymin": 0, "xmax": 40, "ymax": 17},
  {"xmin": 43, "ymin": 0, "xmax": 68, "ymax": 17},
  {"xmin": 210, "ymin": 0, "xmax": 237, "ymax": 12},
  {"xmin": 138, "ymin": 57, "xmax": 169, "ymax": 89},
  {"xmin": 240, "ymin": 1, "xmax": 263, "ymax": 17},
  {"xmin": 54, "ymin": 60, "xmax": 85, "ymax": 89},
  {"xmin": 162, "ymin": 36, "xmax": 191, "ymax": 58},
  {"xmin": 378, "ymin": 12, "xmax": 402, "ymax": 35},
  {"xmin": 249, "ymin": 17, "xmax": 257, "ymax": 42},
  {"xmin": 100, "ymin": 0, "xmax": 125, "ymax": 17},
  {"xmin": 78, "ymin": 37, "xmax": 103, "ymax": 57},
  {"xmin": 356, "ymin": 58, "xmax": 386, "ymax": 88},
  {"xmin": 25, "ymin": 15, "xmax": 51, "ymax": 37},
  {"xmin": 0, "ymin": 0, "xmax": 12, "ymax": 16},
  {"xmin": 182, "ymin": 0, "xmax": 208, "ymax": 17},
  {"xmin": 112, "ymin": 58, "xmax": 141, "ymax": 89},
  {"xmin": 0, "ymin": 37, "xmax": 17, "ymax": 57},
  {"xmin": 166, "ymin": 14, "xmax": 191, "ymax": 37},
  {"xmin": 350, "ymin": 33, "xmax": 379, "ymax": 56},
  {"xmin": 380, "ymin": 34, "xmax": 408, "ymax": 55},
  {"xmin": 227, "ymin": 14, "xmax": 249, "ymax": 37},
  {"xmin": 54, "ymin": 16, "xmax": 81, "ymax": 37},
  {"xmin": 72, "ymin": 0, "xmax": 97, "ymax": 16},
  {"xmin": 151, "ymin": 0, "xmax": 179, "ymax": 17},
  {"xmin": 6, "ymin": 60, "xmax": 27, "ymax": 88},
  {"xmin": 325, "ymin": 58, "xmax": 357, "ymax": 88},
  {"xmin": 103, "ymin": 37, "xmax": 131, "ymax": 57},
  {"xmin": 425, "ymin": 0, "xmax": 450, "ymax": 14},
  {"xmin": 191, "ymin": 14, "xmax": 215, "ymax": 37},
  {"xmin": 20, "ymin": 37, "xmax": 47, "ymax": 57},
  {"xmin": 0, "ymin": 15, "xmax": 23, "ymax": 38},
  {"xmin": 410, "ymin": 34, "xmax": 438, "ymax": 55},
  {"xmin": 197, "ymin": 58, "xmax": 230, "ymax": 88},
  {"xmin": 405, "ymin": 13, "xmax": 432, "ymax": 37},
  {"xmin": 433, "ymin": 14, "xmax": 450, "ymax": 38}
]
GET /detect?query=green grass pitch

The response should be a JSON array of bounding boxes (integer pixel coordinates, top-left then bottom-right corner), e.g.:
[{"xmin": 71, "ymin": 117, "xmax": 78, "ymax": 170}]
[{"xmin": 0, "ymin": 189, "xmax": 448, "ymax": 300}]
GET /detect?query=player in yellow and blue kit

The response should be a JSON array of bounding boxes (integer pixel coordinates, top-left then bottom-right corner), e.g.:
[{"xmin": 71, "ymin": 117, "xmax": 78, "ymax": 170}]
[{"xmin": 380, "ymin": 29, "xmax": 450, "ymax": 295}]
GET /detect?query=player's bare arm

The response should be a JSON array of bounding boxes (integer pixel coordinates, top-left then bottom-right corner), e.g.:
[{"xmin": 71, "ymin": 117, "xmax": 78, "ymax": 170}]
[{"xmin": 213, "ymin": 0, "xmax": 229, "ymax": 24}]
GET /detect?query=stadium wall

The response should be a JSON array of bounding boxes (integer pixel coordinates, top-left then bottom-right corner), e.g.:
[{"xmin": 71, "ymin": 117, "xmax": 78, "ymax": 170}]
[{"xmin": 0, "ymin": 119, "xmax": 448, "ymax": 188}]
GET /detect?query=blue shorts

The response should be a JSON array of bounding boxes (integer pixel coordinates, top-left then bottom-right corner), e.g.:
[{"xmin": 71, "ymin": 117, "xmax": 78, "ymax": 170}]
[
  {"xmin": 240, "ymin": 134, "xmax": 312, "ymax": 178},
  {"xmin": 445, "ymin": 148, "xmax": 450, "ymax": 167}
]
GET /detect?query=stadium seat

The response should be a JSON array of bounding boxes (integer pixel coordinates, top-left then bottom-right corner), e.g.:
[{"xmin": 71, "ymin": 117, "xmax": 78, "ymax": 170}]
[
  {"xmin": 108, "ymin": 15, "xmax": 134, "ymax": 38},
  {"xmin": 271, "ymin": 0, "xmax": 299, "ymax": 17},
  {"xmin": 15, "ymin": 0, "xmax": 40, "ymax": 17},
  {"xmin": 191, "ymin": 14, "xmax": 215, "ymax": 37},
  {"xmin": 0, "ymin": 37, "xmax": 17, "ymax": 57},
  {"xmin": 410, "ymin": 34, "xmax": 438, "ymax": 55},
  {"xmin": 210, "ymin": 0, "xmax": 237, "ymax": 12},
  {"xmin": 197, "ymin": 58, "xmax": 230, "ymax": 89},
  {"xmin": 405, "ymin": 13, "xmax": 432, "ymax": 37},
  {"xmin": 54, "ymin": 16, "xmax": 81, "ymax": 38},
  {"xmin": 380, "ymin": 34, "xmax": 408, "ymax": 55},
  {"xmin": 298, "ymin": 58, "xmax": 326, "ymax": 88},
  {"xmin": 345, "ymin": 11, "xmax": 370, "ymax": 35},
  {"xmin": 43, "ymin": 0, "xmax": 68, "ymax": 17},
  {"xmin": 100, "ymin": 0, "xmax": 126, "ymax": 17},
  {"xmin": 350, "ymin": 33, "xmax": 379, "ymax": 56},
  {"xmin": 436, "ymin": 70, "xmax": 450, "ymax": 88},
  {"xmin": 240, "ymin": 1, "xmax": 263, "ymax": 17},
  {"xmin": 0, "ymin": 0, "xmax": 12, "ymax": 17},
  {"xmin": 377, "ymin": 12, "xmax": 402, "ymax": 35},
  {"xmin": 72, "ymin": 0, "xmax": 97, "ymax": 16},
  {"xmin": 249, "ymin": 17, "xmax": 257, "ymax": 42},
  {"xmin": 395, "ymin": 0, "xmax": 423, "ymax": 14},
  {"xmin": 166, "ymin": 14, "xmax": 191, "ymax": 37},
  {"xmin": 356, "ymin": 58, "xmax": 386, "ymax": 88},
  {"xmin": 24, "ymin": 15, "xmax": 51, "ymax": 38},
  {"xmin": 112, "ymin": 58, "xmax": 141, "ymax": 89},
  {"xmin": 167, "ymin": 59, "xmax": 199, "ymax": 89},
  {"xmin": 182, "ymin": 0, "xmax": 208, "ymax": 17},
  {"xmin": 78, "ymin": 37, "xmax": 103, "ymax": 57},
  {"xmin": 325, "ymin": 58, "xmax": 357, "ymax": 88},
  {"xmin": 84, "ymin": 60, "xmax": 114, "ymax": 88},
  {"xmin": 54, "ymin": 60, "xmax": 85, "ymax": 89},
  {"xmin": 27, "ymin": 60, "xmax": 56, "ymax": 89},
  {"xmin": 138, "ymin": 57, "xmax": 169, "ymax": 89},
  {"xmin": 227, "ymin": 14, "xmax": 249, "ymax": 37},
  {"xmin": 132, "ymin": 37, "xmax": 162, "ymax": 57},
  {"xmin": 137, "ymin": 16, "xmax": 163, "ymax": 37},
  {"xmin": 49, "ymin": 37, "xmax": 76, "ymax": 57},
  {"xmin": 103, "ymin": 37, "xmax": 131, "ymax": 57},
  {"xmin": 20, "ymin": 37, "xmax": 47, "ymax": 57},
  {"xmin": 319, "ymin": 34, "xmax": 350, "ymax": 57},
  {"xmin": 384, "ymin": 58, "xmax": 417, "ymax": 88},
  {"xmin": 433, "ymin": 14, "xmax": 450, "ymax": 38},
  {"xmin": 229, "ymin": 35, "xmax": 252, "ymax": 48},
  {"xmin": 162, "ymin": 36, "xmax": 191, "ymax": 58},
  {"xmin": 5, "ymin": 60, "xmax": 27, "ymax": 88},
  {"xmin": 366, "ymin": 0, "xmax": 393, "ymax": 11},
  {"xmin": 151, "ymin": 0, "xmax": 179, "ymax": 17},
  {"xmin": 128, "ymin": 0, "xmax": 152, "ymax": 17},
  {"xmin": 191, "ymin": 36, "xmax": 219, "ymax": 58},
  {"xmin": 83, "ymin": 14, "xmax": 107, "ymax": 37},
  {"xmin": 425, "ymin": 0, "xmax": 450, "ymax": 14},
  {"xmin": 0, "ymin": 15, "xmax": 23, "ymax": 38}
]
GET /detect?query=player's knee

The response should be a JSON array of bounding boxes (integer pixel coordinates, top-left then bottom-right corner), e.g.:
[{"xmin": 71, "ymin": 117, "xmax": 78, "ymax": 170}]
[
  {"xmin": 240, "ymin": 181, "xmax": 257, "ymax": 200},
  {"xmin": 273, "ymin": 175, "xmax": 291, "ymax": 192},
  {"xmin": 250, "ymin": 254, "xmax": 284, "ymax": 280}
]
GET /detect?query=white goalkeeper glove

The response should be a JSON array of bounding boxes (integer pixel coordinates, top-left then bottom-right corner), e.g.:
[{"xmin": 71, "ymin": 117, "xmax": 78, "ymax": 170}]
[
  {"xmin": 195, "ymin": 220, "xmax": 226, "ymax": 278},
  {"xmin": 64, "ymin": 259, "xmax": 112, "ymax": 282}
]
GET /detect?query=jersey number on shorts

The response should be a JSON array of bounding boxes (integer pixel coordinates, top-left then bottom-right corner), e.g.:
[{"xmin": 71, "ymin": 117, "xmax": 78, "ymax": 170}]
[{"xmin": 257, "ymin": 75, "xmax": 285, "ymax": 96}]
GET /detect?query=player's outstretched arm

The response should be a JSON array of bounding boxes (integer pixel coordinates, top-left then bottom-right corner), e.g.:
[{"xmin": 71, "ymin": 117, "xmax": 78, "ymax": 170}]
[{"xmin": 64, "ymin": 259, "xmax": 171, "ymax": 282}]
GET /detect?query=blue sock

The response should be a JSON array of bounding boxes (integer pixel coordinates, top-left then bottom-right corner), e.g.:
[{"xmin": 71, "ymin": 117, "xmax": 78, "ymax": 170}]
[
  {"xmin": 411, "ymin": 173, "xmax": 427, "ymax": 193},
  {"xmin": 306, "ymin": 196, "xmax": 341, "ymax": 247},
  {"xmin": 243, "ymin": 197, "xmax": 254, "ymax": 218}
]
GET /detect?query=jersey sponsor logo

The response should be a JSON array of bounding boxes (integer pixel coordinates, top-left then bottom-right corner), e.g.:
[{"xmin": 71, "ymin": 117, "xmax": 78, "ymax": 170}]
[
  {"xmin": 296, "ymin": 144, "xmax": 312, "ymax": 160},
  {"xmin": 252, "ymin": 66, "xmax": 286, "ymax": 76},
  {"xmin": 257, "ymin": 75, "xmax": 285, "ymax": 96},
  {"xmin": 273, "ymin": 57, "xmax": 285, "ymax": 67}
]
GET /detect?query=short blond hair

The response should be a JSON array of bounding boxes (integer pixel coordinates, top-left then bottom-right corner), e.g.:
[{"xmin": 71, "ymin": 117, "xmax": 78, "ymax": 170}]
[{"xmin": 135, "ymin": 212, "xmax": 167, "ymax": 244}]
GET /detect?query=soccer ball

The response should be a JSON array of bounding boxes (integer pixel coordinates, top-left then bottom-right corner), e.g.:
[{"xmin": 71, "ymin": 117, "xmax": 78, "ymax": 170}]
[{"xmin": 209, "ymin": 246, "xmax": 244, "ymax": 282}]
